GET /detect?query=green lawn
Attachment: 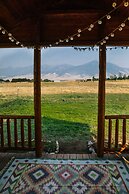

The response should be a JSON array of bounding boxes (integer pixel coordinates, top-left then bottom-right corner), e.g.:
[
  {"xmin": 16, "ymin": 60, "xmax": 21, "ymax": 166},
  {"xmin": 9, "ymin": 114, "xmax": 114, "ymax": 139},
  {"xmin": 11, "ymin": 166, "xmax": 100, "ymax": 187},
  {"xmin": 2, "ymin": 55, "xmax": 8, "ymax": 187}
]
[{"xmin": 0, "ymin": 93, "xmax": 129, "ymax": 146}]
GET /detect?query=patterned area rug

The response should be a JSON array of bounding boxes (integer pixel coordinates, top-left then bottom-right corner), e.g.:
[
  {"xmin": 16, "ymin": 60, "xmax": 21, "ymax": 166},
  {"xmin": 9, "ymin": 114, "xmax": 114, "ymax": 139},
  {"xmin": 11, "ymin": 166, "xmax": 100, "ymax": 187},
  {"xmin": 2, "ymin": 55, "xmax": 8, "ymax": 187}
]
[{"xmin": 0, "ymin": 159, "xmax": 129, "ymax": 194}]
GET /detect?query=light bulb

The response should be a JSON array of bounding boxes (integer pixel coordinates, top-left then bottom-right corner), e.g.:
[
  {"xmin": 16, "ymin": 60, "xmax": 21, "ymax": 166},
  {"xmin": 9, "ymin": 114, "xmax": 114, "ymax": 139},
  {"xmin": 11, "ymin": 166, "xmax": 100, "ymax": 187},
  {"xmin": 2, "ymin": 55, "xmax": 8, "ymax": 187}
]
[
  {"xmin": 105, "ymin": 36, "xmax": 109, "ymax": 40},
  {"xmin": 16, "ymin": 41, "xmax": 20, "ymax": 45},
  {"xmin": 59, "ymin": 39, "xmax": 63, "ymax": 42},
  {"xmin": 70, "ymin": 37, "xmax": 73, "ymax": 40},
  {"xmin": 121, "ymin": 23, "xmax": 125, "ymax": 27},
  {"xmin": 88, "ymin": 28, "xmax": 92, "ymax": 31},
  {"xmin": 0, "ymin": 26, "xmax": 2, "ymax": 30},
  {"xmin": 112, "ymin": 2, "xmax": 117, "ymax": 7},
  {"xmin": 78, "ymin": 29, "xmax": 81, "ymax": 33},
  {"xmin": 66, "ymin": 39, "xmax": 69, "ymax": 42},
  {"xmin": 103, "ymin": 40, "xmax": 106, "ymax": 44},
  {"xmin": 100, "ymin": 42, "xmax": 103, "ymax": 45},
  {"xmin": 124, "ymin": 1, "xmax": 129, "ymax": 7},
  {"xmin": 8, "ymin": 33, "xmax": 12, "ymax": 36},
  {"xmin": 56, "ymin": 42, "xmax": 59, "ymax": 45},
  {"xmin": 128, "ymin": 17, "xmax": 129, "ymax": 20},
  {"xmin": 77, "ymin": 34, "xmax": 81, "ymax": 37},
  {"xmin": 107, "ymin": 15, "xmax": 111, "ymax": 20},
  {"xmin": 11, "ymin": 39, "xmax": 14, "ymax": 42},
  {"xmin": 98, "ymin": 20, "xmax": 102, "ymax": 24},
  {"xmin": 119, "ymin": 27, "xmax": 123, "ymax": 31},
  {"xmin": 90, "ymin": 24, "xmax": 94, "ymax": 28},
  {"xmin": 111, "ymin": 33, "xmax": 114, "ymax": 37},
  {"xmin": 2, "ymin": 30, "xmax": 5, "ymax": 34}
]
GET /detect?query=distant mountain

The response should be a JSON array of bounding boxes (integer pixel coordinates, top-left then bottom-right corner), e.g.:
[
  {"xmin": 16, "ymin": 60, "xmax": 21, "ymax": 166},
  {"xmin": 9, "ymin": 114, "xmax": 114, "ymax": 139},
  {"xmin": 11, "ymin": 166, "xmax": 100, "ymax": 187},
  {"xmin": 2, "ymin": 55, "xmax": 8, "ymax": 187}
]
[
  {"xmin": 42, "ymin": 61, "xmax": 129, "ymax": 77},
  {"xmin": 41, "ymin": 64, "xmax": 74, "ymax": 75},
  {"xmin": 0, "ymin": 59, "xmax": 129, "ymax": 80}
]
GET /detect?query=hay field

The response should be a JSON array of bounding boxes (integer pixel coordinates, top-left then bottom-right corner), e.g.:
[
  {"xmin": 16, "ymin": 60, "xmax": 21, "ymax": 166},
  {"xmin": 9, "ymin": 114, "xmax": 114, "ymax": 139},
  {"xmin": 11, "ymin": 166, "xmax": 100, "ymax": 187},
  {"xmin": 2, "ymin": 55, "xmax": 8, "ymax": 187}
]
[{"xmin": 0, "ymin": 80, "xmax": 129, "ymax": 96}]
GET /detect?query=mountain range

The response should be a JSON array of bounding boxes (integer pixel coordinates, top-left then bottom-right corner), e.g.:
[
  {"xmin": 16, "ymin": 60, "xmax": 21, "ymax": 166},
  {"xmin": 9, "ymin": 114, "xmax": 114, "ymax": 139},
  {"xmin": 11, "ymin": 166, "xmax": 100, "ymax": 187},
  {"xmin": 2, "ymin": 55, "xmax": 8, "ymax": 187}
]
[{"xmin": 0, "ymin": 57, "xmax": 129, "ymax": 81}]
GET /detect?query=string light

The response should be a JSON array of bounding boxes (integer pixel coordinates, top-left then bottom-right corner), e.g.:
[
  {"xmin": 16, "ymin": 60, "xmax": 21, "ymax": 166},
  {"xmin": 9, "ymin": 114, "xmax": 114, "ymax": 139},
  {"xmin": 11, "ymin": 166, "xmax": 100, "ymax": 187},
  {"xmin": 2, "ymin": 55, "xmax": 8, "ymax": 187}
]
[
  {"xmin": 0, "ymin": 25, "xmax": 24, "ymax": 47},
  {"xmin": 70, "ymin": 37, "xmax": 74, "ymax": 40},
  {"xmin": 110, "ymin": 33, "xmax": 115, "ymax": 37},
  {"xmin": 0, "ymin": 0, "xmax": 128, "ymax": 49},
  {"xmin": 2, "ymin": 30, "xmax": 5, "ymax": 34},
  {"xmin": 105, "ymin": 36, "xmax": 109, "ymax": 40},
  {"xmin": 90, "ymin": 24, "xmax": 94, "ymax": 28},
  {"xmin": 88, "ymin": 27, "xmax": 92, "ymax": 31},
  {"xmin": 74, "ymin": 13, "xmax": 129, "ymax": 52},
  {"xmin": 16, "ymin": 41, "xmax": 20, "ymax": 45},
  {"xmin": 8, "ymin": 33, "xmax": 12, "ymax": 36},
  {"xmin": 121, "ymin": 23, "xmax": 125, "ymax": 27},
  {"xmin": 78, "ymin": 29, "xmax": 82, "ymax": 33},
  {"xmin": 124, "ymin": 1, "xmax": 129, "ymax": 7},
  {"xmin": 53, "ymin": 0, "xmax": 125, "ymax": 47},
  {"xmin": 98, "ymin": 20, "xmax": 102, "ymax": 24},
  {"xmin": 112, "ymin": 2, "xmax": 117, "ymax": 8},
  {"xmin": 96, "ymin": 16, "xmax": 129, "ymax": 47},
  {"xmin": 77, "ymin": 34, "xmax": 81, "ymax": 37},
  {"xmin": 119, "ymin": 27, "xmax": 123, "ymax": 31},
  {"xmin": 107, "ymin": 15, "xmax": 111, "ymax": 19}
]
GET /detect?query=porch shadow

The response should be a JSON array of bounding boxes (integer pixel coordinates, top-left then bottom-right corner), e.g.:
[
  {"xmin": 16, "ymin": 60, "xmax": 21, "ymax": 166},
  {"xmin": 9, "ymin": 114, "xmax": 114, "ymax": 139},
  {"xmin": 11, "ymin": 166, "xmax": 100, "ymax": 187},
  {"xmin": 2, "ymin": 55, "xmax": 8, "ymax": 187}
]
[{"xmin": 42, "ymin": 116, "xmax": 95, "ymax": 154}]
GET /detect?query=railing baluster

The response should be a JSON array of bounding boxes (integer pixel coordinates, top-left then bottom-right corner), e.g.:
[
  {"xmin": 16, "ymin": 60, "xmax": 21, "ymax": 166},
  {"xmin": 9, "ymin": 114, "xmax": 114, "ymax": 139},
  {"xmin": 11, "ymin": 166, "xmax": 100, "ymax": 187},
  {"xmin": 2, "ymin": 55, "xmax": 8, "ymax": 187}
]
[
  {"xmin": 21, "ymin": 118, "xmax": 24, "ymax": 148},
  {"xmin": 115, "ymin": 119, "xmax": 119, "ymax": 149},
  {"xmin": 0, "ymin": 115, "xmax": 34, "ymax": 151},
  {"xmin": 108, "ymin": 119, "xmax": 112, "ymax": 149},
  {"xmin": 122, "ymin": 118, "xmax": 126, "ymax": 146},
  {"xmin": 14, "ymin": 119, "xmax": 18, "ymax": 148},
  {"xmin": 28, "ymin": 118, "xmax": 32, "ymax": 148},
  {"xmin": 0, "ymin": 118, "xmax": 4, "ymax": 147},
  {"xmin": 7, "ymin": 119, "xmax": 11, "ymax": 147}
]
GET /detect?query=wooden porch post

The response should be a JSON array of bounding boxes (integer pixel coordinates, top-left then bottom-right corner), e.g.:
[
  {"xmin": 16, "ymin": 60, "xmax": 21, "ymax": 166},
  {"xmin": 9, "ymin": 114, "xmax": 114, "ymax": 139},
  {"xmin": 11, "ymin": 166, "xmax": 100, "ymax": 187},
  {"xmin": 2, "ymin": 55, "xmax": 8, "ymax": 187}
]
[
  {"xmin": 34, "ymin": 47, "xmax": 42, "ymax": 157},
  {"xmin": 97, "ymin": 45, "xmax": 106, "ymax": 157}
]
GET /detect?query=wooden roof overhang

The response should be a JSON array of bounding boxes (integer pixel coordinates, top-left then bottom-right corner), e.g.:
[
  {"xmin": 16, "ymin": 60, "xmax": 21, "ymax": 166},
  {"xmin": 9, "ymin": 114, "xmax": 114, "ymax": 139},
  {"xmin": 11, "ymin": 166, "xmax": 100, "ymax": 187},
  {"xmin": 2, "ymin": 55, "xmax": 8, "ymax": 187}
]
[{"xmin": 0, "ymin": 0, "xmax": 129, "ymax": 48}]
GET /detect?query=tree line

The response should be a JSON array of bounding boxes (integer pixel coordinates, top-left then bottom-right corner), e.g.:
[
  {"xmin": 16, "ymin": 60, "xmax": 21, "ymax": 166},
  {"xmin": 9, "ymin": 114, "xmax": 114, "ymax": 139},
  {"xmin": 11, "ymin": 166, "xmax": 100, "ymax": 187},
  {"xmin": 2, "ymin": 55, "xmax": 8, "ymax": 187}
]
[{"xmin": 0, "ymin": 78, "xmax": 54, "ymax": 82}]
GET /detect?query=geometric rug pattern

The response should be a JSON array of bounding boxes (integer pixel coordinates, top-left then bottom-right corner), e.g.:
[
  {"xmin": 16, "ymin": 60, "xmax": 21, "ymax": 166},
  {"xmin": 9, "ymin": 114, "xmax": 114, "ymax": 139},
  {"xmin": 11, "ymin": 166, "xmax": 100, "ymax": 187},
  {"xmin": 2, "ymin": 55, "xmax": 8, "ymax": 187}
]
[{"xmin": 0, "ymin": 159, "xmax": 129, "ymax": 194}]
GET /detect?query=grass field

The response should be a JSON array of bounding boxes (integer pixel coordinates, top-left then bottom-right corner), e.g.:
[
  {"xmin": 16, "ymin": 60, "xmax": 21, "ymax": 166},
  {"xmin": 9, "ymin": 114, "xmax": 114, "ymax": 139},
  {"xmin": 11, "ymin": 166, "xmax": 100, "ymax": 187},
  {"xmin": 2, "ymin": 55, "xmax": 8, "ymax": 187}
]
[{"xmin": 0, "ymin": 80, "xmax": 129, "ymax": 152}]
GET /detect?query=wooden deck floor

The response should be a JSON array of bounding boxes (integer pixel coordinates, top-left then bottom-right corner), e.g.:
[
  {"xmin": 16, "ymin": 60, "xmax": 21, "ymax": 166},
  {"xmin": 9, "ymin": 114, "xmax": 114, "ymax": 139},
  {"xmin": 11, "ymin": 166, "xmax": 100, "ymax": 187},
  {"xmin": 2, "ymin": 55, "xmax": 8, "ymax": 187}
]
[{"xmin": 0, "ymin": 151, "xmax": 129, "ymax": 172}]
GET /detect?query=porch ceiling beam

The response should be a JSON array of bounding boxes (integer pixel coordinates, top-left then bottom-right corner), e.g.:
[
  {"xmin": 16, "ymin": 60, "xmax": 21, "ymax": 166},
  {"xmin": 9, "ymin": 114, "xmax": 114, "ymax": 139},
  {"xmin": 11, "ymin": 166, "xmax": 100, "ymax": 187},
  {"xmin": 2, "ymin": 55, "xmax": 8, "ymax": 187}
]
[{"xmin": 1, "ymin": 41, "xmax": 129, "ymax": 48}]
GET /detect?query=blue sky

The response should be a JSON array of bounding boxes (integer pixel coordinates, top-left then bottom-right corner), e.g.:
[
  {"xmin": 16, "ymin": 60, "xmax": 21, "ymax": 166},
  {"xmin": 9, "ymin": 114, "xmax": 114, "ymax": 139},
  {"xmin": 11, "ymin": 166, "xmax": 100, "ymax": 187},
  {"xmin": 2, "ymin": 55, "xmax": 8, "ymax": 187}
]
[{"xmin": 0, "ymin": 47, "xmax": 129, "ymax": 68}]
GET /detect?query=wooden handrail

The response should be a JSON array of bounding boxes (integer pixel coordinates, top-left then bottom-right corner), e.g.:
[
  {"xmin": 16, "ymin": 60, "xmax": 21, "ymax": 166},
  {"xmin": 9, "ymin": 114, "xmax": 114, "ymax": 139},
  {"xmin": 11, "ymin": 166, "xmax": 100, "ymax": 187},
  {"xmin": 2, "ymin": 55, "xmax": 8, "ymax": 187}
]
[
  {"xmin": 105, "ymin": 115, "xmax": 129, "ymax": 119},
  {"xmin": 0, "ymin": 115, "xmax": 34, "ymax": 119}
]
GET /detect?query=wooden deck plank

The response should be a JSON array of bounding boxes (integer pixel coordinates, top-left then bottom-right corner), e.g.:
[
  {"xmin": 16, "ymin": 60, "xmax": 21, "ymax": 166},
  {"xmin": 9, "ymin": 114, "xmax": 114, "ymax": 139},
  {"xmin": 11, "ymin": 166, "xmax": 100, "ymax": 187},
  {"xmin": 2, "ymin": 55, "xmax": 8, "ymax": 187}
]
[{"xmin": 0, "ymin": 152, "xmax": 129, "ymax": 172}]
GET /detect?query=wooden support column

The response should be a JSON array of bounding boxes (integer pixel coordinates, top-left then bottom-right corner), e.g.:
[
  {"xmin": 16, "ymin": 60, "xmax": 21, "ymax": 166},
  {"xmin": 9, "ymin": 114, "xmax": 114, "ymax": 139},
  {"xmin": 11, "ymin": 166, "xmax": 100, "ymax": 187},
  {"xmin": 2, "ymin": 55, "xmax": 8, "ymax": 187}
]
[
  {"xmin": 97, "ymin": 45, "xmax": 106, "ymax": 157},
  {"xmin": 34, "ymin": 47, "xmax": 42, "ymax": 157}
]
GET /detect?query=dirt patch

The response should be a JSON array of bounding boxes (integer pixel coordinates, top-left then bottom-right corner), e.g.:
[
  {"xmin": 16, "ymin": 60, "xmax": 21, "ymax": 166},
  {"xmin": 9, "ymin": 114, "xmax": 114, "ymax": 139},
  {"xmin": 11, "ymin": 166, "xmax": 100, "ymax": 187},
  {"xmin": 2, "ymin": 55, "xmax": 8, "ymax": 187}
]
[{"xmin": 44, "ymin": 140, "xmax": 96, "ymax": 154}]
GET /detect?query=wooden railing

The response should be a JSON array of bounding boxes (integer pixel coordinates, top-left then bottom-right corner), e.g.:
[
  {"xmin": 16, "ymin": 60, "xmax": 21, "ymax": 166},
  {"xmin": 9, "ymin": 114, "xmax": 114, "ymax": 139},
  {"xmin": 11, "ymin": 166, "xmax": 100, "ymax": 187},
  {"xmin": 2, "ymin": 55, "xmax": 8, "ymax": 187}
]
[
  {"xmin": 0, "ymin": 115, "xmax": 35, "ymax": 151},
  {"xmin": 105, "ymin": 115, "xmax": 129, "ymax": 151}
]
